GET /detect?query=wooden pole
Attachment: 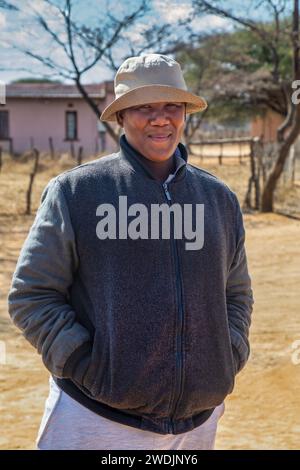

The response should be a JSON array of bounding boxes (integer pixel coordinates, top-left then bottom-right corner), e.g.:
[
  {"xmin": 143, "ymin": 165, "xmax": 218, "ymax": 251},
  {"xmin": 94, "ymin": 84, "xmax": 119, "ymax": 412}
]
[
  {"xmin": 70, "ymin": 142, "xmax": 75, "ymax": 159},
  {"xmin": 26, "ymin": 148, "xmax": 39, "ymax": 215},
  {"xmin": 218, "ymin": 142, "xmax": 223, "ymax": 165},
  {"xmin": 77, "ymin": 146, "xmax": 83, "ymax": 166},
  {"xmin": 9, "ymin": 138, "xmax": 13, "ymax": 158},
  {"xmin": 49, "ymin": 137, "xmax": 55, "ymax": 159},
  {"xmin": 243, "ymin": 139, "xmax": 257, "ymax": 209},
  {"xmin": 239, "ymin": 142, "xmax": 242, "ymax": 164}
]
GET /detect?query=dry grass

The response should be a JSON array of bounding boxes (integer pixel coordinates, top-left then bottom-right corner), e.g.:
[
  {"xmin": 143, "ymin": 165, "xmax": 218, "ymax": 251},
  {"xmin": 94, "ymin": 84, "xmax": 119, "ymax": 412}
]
[{"xmin": 0, "ymin": 151, "xmax": 300, "ymax": 449}]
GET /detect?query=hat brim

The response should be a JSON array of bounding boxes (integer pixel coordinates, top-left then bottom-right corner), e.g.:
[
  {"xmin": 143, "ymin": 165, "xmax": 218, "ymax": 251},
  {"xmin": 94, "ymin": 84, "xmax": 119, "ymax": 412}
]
[{"xmin": 100, "ymin": 85, "xmax": 207, "ymax": 122}]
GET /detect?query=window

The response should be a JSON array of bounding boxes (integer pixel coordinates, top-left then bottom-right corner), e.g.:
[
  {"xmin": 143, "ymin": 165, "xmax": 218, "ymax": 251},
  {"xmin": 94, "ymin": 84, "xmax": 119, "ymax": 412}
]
[
  {"xmin": 0, "ymin": 110, "xmax": 9, "ymax": 139},
  {"xmin": 65, "ymin": 111, "xmax": 77, "ymax": 140}
]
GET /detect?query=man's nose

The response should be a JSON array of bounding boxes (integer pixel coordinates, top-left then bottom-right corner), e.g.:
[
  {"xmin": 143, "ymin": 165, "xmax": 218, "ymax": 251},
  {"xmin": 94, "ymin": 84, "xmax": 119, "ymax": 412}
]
[{"xmin": 149, "ymin": 109, "xmax": 170, "ymax": 125}]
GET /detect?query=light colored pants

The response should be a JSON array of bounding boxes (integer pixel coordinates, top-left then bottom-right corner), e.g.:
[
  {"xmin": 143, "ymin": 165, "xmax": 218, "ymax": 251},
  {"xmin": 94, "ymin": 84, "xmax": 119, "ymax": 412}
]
[{"xmin": 36, "ymin": 376, "xmax": 225, "ymax": 450}]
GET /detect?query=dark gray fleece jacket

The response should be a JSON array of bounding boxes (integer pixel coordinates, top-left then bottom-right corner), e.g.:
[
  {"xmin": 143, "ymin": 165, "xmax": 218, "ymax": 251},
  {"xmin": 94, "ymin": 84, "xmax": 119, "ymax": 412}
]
[{"xmin": 7, "ymin": 135, "xmax": 254, "ymax": 435}]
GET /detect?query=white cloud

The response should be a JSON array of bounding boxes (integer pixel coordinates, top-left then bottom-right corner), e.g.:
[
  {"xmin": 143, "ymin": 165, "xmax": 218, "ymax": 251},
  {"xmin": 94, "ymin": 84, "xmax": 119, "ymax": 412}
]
[
  {"xmin": 81, "ymin": 64, "xmax": 113, "ymax": 85},
  {"xmin": 152, "ymin": 1, "xmax": 232, "ymax": 31},
  {"xmin": 15, "ymin": 0, "xmax": 55, "ymax": 16},
  {"xmin": 0, "ymin": 0, "xmax": 233, "ymax": 85},
  {"xmin": 152, "ymin": 0, "xmax": 193, "ymax": 23},
  {"xmin": 192, "ymin": 14, "xmax": 233, "ymax": 31},
  {"xmin": 123, "ymin": 22, "xmax": 149, "ymax": 44},
  {"xmin": 143, "ymin": 1, "xmax": 234, "ymax": 65},
  {"xmin": 0, "ymin": 12, "xmax": 6, "ymax": 27},
  {"xmin": 10, "ymin": 30, "xmax": 29, "ymax": 45}
]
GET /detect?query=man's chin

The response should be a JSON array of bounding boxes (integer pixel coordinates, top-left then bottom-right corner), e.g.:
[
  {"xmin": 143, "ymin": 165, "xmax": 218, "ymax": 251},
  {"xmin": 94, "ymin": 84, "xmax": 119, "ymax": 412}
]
[
  {"xmin": 145, "ymin": 149, "xmax": 176, "ymax": 162},
  {"xmin": 146, "ymin": 143, "xmax": 177, "ymax": 160}
]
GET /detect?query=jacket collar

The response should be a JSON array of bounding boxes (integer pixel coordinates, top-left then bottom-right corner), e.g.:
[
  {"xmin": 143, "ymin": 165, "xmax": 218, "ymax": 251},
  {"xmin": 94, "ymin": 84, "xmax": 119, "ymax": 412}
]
[{"xmin": 119, "ymin": 134, "xmax": 187, "ymax": 182}]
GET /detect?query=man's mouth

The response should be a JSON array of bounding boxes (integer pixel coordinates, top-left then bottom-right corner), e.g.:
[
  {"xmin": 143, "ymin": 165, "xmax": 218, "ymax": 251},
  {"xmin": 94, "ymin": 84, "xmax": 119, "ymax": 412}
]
[{"xmin": 148, "ymin": 134, "xmax": 172, "ymax": 142}]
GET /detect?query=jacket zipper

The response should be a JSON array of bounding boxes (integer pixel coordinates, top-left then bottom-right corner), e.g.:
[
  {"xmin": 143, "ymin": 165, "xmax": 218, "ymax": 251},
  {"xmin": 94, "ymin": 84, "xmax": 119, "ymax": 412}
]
[{"xmin": 162, "ymin": 181, "xmax": 185, "ymax": 434}]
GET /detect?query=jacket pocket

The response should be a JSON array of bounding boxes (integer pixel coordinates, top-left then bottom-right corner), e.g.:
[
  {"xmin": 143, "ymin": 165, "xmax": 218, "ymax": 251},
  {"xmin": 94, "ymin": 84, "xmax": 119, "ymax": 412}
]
[{"xmin": 81, "ymin": 328, "xmax": 109, "ymax": 397}]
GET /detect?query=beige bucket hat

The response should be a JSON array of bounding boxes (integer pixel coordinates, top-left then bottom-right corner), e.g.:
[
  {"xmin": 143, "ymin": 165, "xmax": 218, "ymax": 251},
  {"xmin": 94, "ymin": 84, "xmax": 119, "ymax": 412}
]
[{"xmin": 100, "ymin": 53, "xmax": 207, "ymax": 122}]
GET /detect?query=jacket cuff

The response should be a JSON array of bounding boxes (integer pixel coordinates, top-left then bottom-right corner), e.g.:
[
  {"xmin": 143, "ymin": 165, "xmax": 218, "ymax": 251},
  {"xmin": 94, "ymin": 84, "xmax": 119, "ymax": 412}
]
[{"xmin": 62, "ymin": 342, "xmax": 92, "ymax": 381}]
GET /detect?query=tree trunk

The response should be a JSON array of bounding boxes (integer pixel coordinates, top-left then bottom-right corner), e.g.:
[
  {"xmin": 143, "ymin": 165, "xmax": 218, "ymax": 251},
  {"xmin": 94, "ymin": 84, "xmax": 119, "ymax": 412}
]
[
  {"xmin": 261, "ymin": 137, "xmax": 298, "ymax": 211},
  {"xmin": 260, "ymin": 0, "xmax": 300, "ymax": 212}
]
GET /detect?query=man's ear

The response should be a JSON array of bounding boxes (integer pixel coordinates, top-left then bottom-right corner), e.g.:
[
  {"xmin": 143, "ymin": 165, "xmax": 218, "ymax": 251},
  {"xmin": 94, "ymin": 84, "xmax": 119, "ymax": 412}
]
[{"xmin": 116, "ymin": 110, "xmax": 124, "ymax": 127}]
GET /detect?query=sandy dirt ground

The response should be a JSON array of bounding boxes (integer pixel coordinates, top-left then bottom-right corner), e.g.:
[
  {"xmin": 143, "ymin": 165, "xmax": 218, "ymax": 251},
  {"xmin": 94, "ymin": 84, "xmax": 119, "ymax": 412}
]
[{"xmin": 0, "ymin": 152, "xmax": 300, "ymax": 449}]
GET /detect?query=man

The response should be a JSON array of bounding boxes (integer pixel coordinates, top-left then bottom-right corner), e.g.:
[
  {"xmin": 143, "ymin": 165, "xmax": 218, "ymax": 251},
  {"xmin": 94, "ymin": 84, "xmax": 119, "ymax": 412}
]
[{"xmin": 7, "ymin": 54, "xmax": 254, "ymax": 450}]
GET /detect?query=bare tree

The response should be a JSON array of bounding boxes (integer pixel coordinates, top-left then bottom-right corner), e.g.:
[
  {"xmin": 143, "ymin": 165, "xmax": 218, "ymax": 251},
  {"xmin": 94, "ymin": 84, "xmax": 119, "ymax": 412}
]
[
  {"xmin": 7, "ymin": 0, "xmax": 149, "ymax": 143},
  {"xmin": 261, "ymin": 0, "xmax": 300, "ymax": 211},
  {"xmin": 192, "ymin": 0, "xmax": 299, "ymax": 212},
  {"xmin": 193, "ymin": 0, "xmax": 289, "ymax": 82},
  {"xmin": 5, "ymin": 0, "xmax": 191, "ymax": 144}
]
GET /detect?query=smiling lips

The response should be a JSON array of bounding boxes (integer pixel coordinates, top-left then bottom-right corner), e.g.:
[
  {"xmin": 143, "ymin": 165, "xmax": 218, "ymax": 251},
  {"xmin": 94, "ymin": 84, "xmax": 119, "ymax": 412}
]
[{"xmin": 148, "ymin": 133, "xmax": 172, "ymax": 142}]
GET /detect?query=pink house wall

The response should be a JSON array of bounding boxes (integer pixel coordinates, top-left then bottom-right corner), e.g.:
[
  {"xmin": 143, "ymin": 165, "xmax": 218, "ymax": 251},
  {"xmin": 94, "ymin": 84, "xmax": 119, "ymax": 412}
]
[{"xmin": 1, "ymin": 95, "xmax": 119, "ymax": 156}]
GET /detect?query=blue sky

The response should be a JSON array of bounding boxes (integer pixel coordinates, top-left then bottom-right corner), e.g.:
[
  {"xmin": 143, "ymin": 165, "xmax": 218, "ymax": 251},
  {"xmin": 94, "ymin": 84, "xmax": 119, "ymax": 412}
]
[
  {"xmin": 0, "ymin": 0, "xmax": 234, "ymax": 84},
  {"xmin": 0, "ymin": 0, "xmax": 291, "ymax": 85}
]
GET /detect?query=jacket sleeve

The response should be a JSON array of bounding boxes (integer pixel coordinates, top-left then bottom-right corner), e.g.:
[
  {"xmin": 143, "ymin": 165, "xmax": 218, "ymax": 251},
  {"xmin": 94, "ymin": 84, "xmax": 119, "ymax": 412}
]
[
  {"xmin": 226, "ymin": 194, "xmax": 254, "ymax": 374},
  {"xmin": 7, "ymin": 177, "xmax": 92, "ymax": 381}
]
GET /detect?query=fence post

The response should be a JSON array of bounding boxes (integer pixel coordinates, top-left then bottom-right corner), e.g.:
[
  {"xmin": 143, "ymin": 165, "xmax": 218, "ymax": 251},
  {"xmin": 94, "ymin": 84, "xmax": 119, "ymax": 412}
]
[
  {"xmin": 26, "ymin": 148, "xmax": 39, "ymax": 215},
  {"xmin": 218, "ymin": 142, "xmax": 223, "ymax": 165},
  {"xmin": 70, "ymin": 142, "xmax": 75, "ymax": 159},
  {"xmin": 243, "ymin": 139, "xmax": 259, "ymax": 210},
  {"xmin": 253, "ymin": 139, "xmax": 260, "ymax": 209},
  {"xmin": 49, "ymin": 137, "xmax": 55, "ymax": 159},
  {"xmin": 239, "ymin": 142, "xmax": 242, "ymax": 164},
  {"xmin": 77, "ymin": 146, "xmax": 83, "ymax": 166},
  {"xmin": 9, "ymin": 138, "xmax": 14, "ymax": 158}
]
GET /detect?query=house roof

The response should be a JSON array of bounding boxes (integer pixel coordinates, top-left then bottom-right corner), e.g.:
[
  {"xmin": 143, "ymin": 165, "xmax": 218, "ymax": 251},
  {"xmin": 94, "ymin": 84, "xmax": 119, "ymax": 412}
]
[{"xmin": 6, "ymin": 82, "xmax": 110, "ymax": 99}]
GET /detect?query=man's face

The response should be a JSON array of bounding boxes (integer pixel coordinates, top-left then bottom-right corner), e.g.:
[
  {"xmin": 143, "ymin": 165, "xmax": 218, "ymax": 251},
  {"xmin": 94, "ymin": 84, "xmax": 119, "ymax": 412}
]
[{"xmin": 117, "ymin": 102, "xmax": 185, "ymax": 162}]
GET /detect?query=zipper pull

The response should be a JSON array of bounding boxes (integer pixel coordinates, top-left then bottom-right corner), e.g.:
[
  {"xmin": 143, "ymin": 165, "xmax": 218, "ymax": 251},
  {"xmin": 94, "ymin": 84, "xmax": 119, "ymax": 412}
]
[{"xmin": 163, "ymin": 183, "xmax": 171, "ymax": 202}]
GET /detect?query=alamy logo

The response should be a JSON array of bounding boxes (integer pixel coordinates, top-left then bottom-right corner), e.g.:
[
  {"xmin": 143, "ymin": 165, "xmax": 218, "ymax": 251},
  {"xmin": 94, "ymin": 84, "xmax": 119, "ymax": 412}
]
[
  {"xmin": 291, "ymin": 339, "xmax": 300, "ymax": 365},
  {"xmin": 96, "ymin": 196, "xmax": 204, "ymax": 250},
  {"xmin": 0, "ymin": 81, "xmax": 6, "ymax": 105},
  {"xmin": 291, "ymin": 80, "xmax": 300, "ymax": 104}
]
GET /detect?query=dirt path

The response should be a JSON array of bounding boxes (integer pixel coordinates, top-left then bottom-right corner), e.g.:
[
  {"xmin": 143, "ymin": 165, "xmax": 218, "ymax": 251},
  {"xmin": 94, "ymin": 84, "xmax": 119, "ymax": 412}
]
[{"xmin": 216, "ymin": 213, "xmax": 300, "ymax": 449}]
